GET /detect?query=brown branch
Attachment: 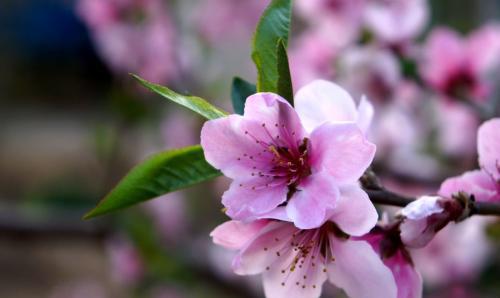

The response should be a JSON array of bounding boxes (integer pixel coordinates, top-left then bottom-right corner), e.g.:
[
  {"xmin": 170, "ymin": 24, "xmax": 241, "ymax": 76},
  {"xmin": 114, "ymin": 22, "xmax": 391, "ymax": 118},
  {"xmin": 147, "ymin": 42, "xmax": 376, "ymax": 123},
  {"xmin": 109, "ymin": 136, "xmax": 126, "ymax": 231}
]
[{"xmin": 364, "ymin": 186, "xmax": 500, "ymax": 216}]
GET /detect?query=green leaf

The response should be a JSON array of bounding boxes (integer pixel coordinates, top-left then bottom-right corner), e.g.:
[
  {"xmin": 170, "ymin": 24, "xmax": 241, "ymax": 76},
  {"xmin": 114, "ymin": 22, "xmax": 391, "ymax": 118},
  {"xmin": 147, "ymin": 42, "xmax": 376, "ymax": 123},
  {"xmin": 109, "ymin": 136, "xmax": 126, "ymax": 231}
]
[
  {"xmin": 276, "ymin": 39, "xmax": 294, "ymax": 103},
  {"xmin": 132, "ymin": 74, "xmax": 229, "ymax": 120},
  {"xmin": 231, "ymin": 77, "xmax": 256, "ymax": 115},
  {"xmin": 252, "ymin": 0, "xmax": 293, "ymax": 103},
  {"xmin": 84, "ymin": 145, "xmax": 221, "ymax": 219}
]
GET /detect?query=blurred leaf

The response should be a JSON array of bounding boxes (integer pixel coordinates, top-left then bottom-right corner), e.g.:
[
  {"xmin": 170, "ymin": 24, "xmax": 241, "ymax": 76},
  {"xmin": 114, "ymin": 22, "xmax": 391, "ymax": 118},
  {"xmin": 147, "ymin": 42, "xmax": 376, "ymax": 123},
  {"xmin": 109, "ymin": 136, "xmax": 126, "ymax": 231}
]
[
  {"xmin": 252, "ymin": 0, "xmax": 293, "ymax": 104},
  {"xmin": 132, "ymin": 74, "xmax": 228, "ymax": 120},
  {"xmin": 84, "ymin": 146, "xmax": 221, "ymax": 219},
  {"xmin": 231, "ymin": 77, "xmax": 256, "ymax": 115}
]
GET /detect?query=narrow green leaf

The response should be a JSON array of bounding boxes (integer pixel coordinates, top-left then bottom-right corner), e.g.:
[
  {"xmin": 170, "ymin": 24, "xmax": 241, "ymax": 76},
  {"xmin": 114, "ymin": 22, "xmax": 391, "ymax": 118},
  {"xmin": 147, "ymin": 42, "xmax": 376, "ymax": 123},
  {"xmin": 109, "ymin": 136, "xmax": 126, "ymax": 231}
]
[
  {"xmin": 276, "ymin": 39, "xmax": 294, "ymax": 104},
  {"xmin": 132, "ymin": 74, "xmax": 229, "ymax": 120},
  {"xmin": 252, "ymin": 0, "xmax": 293, "ymax": 102},
  {"xmin": 231, "ymin": 77, "xmax": 257, "ymax": 115},
  {"xmin": 84, "ymin": 145, "xmax": 221, "ymax": 219}
]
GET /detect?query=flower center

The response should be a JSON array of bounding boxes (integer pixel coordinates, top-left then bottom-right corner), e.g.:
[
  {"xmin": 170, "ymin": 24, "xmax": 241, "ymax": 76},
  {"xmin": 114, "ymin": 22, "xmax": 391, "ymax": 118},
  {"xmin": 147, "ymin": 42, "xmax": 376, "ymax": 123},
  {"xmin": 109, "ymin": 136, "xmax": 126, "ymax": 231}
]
[
  {"xmin": 268, "ymin": 137, "xmax": 312, "ymax": 190},
  {"xmin": 264, "ymin": 225, "xmax": 335, "ymax": 289},
  {"xmin": 239, "ymin": 122, "xmax": 311, "ymax": 195},
  {"xmin": 443, "ymin": 69, "xmax": 478, "ymax": 100}
]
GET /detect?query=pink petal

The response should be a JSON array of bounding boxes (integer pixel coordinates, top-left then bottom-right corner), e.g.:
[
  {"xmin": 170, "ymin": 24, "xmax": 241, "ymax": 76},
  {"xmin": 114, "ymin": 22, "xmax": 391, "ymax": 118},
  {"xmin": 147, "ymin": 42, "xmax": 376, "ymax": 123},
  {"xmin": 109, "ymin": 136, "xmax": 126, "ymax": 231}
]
[
  {"xmin": 244, "ymin": 92, "xmax": 306, "ymax": 145},
  {"xmin": 310, "ymin": 123, "xmax": 376, "ymax": 185},
  {"xmin": 421, "ymin": 28, "xmax": 465, "ymax": 90},
  {"xmin": 295, "ymin": 80, "xmax": 357, "ymax": 132},
  {"xmin": 399, "ymin": 217, "xmax": 437, "ymax": 249},
  {"xmin": 222, "ymin": 178, "xmax": 288, "ymax": 220},
  {"xmin": 466, "ymin": 23, "xmax": 500, "ymax": 75},
  {"xmin": 439, "ymin": 170, "xmax": 499, "ymax": 202},
  {"xmin": 286, "ymin": 171, "xmax": 340, "ymax": 229},
  {"xmin": 201, "ymin": 115, "xmax": 275, "ymax": 179},
  {"xmin": 478, "ymin": 118, "xmax": 500, "ymax": 181},
  {"xmin": 233, "ymin": 222, "xmax": 296, "ymax": 275},
  {"xmin": 329, "ymin": 184, "xmax": 378, "ymax": 236},
  {"xmin": 262, "ymin": 248, "xmax": 327, "ymax": 298},
  {"xmin": 328, "ymin": 239, "xmax": 397, "ymax": 298},
  {"xmin": 384, "ymin": 253, "xmax": 423, "ymax": 298},
  {"xmin": 364, "ymin": 0, "xmax": 429, "ymax": 43},
  {"xmin": 401, "ymin": 196, "xmax": 443, "ymax": 220},
  {"xmin": 357, "ymin": 96, "xmax": 374, "ymax": 134},
  {"xmin": 210, "ymin": 220, "xmax": 268, "ymax": 250}
]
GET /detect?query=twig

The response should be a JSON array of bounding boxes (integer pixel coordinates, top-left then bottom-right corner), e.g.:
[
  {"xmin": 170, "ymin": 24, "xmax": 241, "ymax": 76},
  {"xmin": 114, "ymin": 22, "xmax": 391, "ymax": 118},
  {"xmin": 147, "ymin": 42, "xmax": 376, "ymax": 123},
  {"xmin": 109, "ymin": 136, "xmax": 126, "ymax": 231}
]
[{"xmin": 364, "ymin": 186, "xmax": 500, "ymax": 216}]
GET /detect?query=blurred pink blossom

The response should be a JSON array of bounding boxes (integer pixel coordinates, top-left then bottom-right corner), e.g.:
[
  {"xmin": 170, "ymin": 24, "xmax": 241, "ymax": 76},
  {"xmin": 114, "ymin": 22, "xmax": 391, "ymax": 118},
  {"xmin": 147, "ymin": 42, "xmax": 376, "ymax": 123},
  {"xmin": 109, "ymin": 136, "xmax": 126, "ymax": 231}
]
[
  {"xmin": 337, "ymin": 46, "xmax": 401, "ymax": 103},
  {"xmin": 439, "ymin": 118, "xmax": 500, "ymax": 202},
  {"xmin": 211, "ymin": 220, "xmax": 397, "ymax": 298},
  {"xmin": 289, "ymin": 31, "xmax": 337, "ymax": 89},
  {"xmin": 195, "ymin": 0, "xmax": 269, "ymax": 44},
  {"xmin": 364, "ymin": 0, "xmax": 429, "ymax": 44},
  {"xmin": 106, "ymin": 237, "xmax": 144, "ymax": 285},
  {"xmin": 411, "ymin": 217, "xmax": 492, "ymax": 286},
  {"xmin": 296, "ymin": 0, "xmax": 365, "ymax": 48},
  {"xmin": 143, "ymin": 193, "xmax": 188, "ymax": 242},
  {"xmin": 77, "ymin": 0, "xmax": 180, "ymax": 83},
  {"xmin": 434, "ymin": 101, "xmax": 479, "ymax": 157},
  {"xmin": 419, "ymin": 25, "xmax": 500, "ymax": 102},
  {"xmin": 201, "ymin": 83, "xmax": 376, "ymax": 229}
]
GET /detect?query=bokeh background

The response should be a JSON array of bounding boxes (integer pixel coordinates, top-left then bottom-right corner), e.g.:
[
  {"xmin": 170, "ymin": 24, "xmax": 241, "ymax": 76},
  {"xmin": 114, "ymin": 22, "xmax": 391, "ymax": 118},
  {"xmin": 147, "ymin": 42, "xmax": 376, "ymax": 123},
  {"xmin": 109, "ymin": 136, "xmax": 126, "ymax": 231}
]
[{"xmin": 1, "ymin": 0, "xmax": 500, "ymax": 297}]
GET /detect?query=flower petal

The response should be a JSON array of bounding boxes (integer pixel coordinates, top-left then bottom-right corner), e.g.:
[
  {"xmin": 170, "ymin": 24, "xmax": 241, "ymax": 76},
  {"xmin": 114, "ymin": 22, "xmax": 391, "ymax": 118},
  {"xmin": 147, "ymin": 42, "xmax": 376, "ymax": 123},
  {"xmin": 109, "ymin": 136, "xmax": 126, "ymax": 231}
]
[
  {"xmin": 210, "ymin": 220, "xmax": 268, "ymax": 250},
  {"xmin": 295, "ymin": 80, "xmax": 357, "ymax": 132},
  {"xmin": 233, "ymin": 222, "xmax": 296, "ymax": 275},
  {"xmin": 201, "ymin": 115, "xmax": 274, "ymax": 179},
  {"xmin": 401, "ymin": 196, "xmax": 443, "ymax": 220},
  {"xmin": 262, "ymin": 248, "xmax": 327, "ymax": 298},
  {"xmin": 222, "ymin": 178, "xmax": 288, "ymax": 220},
  {"xmin": 384, "ymin": 253, "xmax": 423, "ymax": 298},
  {"xmin": 421, "ymin": 28, "xmax": 465, "ymax": 90},
  {"xmin": 286, "ymin": 171, "xmax": 340, "ymax": 229},
  {"xmin": 356, "ymin": 96, "xmax": 374, "ymax": 134},
  {"xmin": 244, "ymin": 92, "xmax": 306, "ymax": 145},
  {"xmin": 478, "ymin": 118, "xmax": 500, "ymax": 181},
  {"xmin": 467, "ymin": 24, "xmax": 500, "ymax": 75},
  {"xmin": 310, "ymin": 122, "xmax": 376, "ymax": 184},
  {"xmin": 439, "ymin": 170, "xmax": 499, "ymax": 202},
  {"xmin": 329, "ymin": 184, "xmax": 378, "ymax": 236},
  {"xmin": 328, "ymin": 239, "xmax": 397, "ymax": 298}
]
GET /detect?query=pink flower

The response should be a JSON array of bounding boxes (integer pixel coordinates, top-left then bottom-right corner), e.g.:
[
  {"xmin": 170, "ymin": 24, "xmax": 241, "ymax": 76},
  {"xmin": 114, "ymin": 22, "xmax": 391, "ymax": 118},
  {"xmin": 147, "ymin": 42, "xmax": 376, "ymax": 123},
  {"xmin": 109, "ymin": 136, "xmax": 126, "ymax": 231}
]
[
  {"xmin": 289, "ymin": 31, "xmax": 337, "ymax": 89},
  {"xmin": 337, "ymin": 46, "xmax": 401, "ymax": 103},
  {"xmin": 211, "ymin": 220, "xmax": 397, "ymax": 298},
  {"xmin": 195, "ymin": 0, "xmax": 269, "ymax": 44},
  {"xmin": 360, "ymin": 223, "xmax": 423, "ymax": 298},
  {"xmin": 439, "ymin": 118, "xmax": 500, "ymax": 202},
  {"xmin": 434, "ymin": 101, "xmax": 479, "ymax": 157},
  {"xmin": 419, "ymin": 25, "xmax": 500, "ymax": 102},
  {"xmin": 201, "ymin": 81, "xmax": 376, "ymax": 229},
  {"xmin": 364, "ymin": 0, "xmax": 429, "ymax": 44},
  {"xmin": 399, "ymin": 196, "xmax": 465, "ymax": 248},
  {"xmin": 478, "ymin": 118, "xmax": 500, "ymax": 181},
  {"xmin": 296, "ymin": 0, "xmax": 365, "ymax": 48},
  {"xmin": 76, "ymin": 0, "xmax": 180, "ymax": 83}
]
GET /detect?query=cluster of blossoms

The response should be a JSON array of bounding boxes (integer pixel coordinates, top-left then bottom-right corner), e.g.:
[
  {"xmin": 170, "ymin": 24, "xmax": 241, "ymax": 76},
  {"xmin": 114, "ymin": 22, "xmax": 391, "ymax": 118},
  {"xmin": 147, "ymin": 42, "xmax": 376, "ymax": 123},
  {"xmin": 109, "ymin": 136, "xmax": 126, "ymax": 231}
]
[
  {"xmin": 202, "ymin": 79, "xmax": 499, "ymax": 297},
  {"xmin": 195, "ymin": 3, "xmax": 500, "ymax": 296},
  {"xmin": 76, "ymin": 0, "xmax": 181, "ymax": 83},
  {"xmin": 202, "ymin": 81, "xmax": 397, "ymax": 298},
  {"xmin": 290, "ymin": 0, "xmax": 500, "ymax": 182}
]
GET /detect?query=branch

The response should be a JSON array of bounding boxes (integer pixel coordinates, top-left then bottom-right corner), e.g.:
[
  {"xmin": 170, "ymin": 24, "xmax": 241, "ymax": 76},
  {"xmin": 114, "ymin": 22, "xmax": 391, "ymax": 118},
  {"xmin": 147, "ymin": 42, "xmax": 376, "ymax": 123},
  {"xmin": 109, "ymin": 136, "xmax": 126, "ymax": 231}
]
[{"xmin": 366, "ymin": 188, "xmax": 500, "ymax": 215}]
